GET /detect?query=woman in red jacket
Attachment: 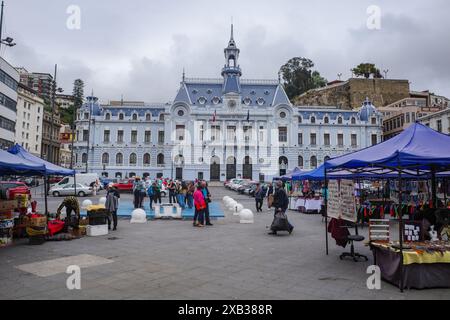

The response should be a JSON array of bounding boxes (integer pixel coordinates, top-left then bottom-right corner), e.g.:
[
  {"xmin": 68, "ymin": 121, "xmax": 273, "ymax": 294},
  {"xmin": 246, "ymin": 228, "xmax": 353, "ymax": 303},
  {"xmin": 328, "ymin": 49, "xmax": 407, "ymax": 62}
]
[{"xmin": 193, "ymin": 184, "xmax": 206, "ymax": 227}]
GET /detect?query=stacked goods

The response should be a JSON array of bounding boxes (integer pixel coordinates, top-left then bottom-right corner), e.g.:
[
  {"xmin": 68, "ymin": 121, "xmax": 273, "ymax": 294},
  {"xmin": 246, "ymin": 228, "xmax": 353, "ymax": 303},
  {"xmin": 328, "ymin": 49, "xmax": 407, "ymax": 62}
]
[
  {"xmin": 0, "ymin": 217, "xmax": 14, "ymax": 247},
  {"xmin": 87, "ymin": 208, "xmax": 108, "ymax": 226},
  {"xmin": 25, "ymin": 215, "xmax": 47, "ymax": 245},
  {"xmin": 0, "ymin": 200, "xmax": 17, "ymax": 247}
]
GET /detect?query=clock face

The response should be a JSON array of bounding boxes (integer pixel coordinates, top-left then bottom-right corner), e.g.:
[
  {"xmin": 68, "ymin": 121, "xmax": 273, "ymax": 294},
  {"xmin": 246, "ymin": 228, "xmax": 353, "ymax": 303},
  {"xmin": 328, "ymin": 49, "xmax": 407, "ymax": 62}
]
[{"xmin": 228, "ymin": 99, "xmax": 236, "ymax": 109}]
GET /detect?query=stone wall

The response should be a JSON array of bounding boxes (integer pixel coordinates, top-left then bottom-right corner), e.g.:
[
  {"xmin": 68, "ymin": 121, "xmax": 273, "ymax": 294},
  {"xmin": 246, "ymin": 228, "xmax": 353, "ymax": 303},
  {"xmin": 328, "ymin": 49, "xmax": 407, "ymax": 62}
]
[{"xmin": 294, "ymin": 78, "xmax": 410, "ymax": 109}]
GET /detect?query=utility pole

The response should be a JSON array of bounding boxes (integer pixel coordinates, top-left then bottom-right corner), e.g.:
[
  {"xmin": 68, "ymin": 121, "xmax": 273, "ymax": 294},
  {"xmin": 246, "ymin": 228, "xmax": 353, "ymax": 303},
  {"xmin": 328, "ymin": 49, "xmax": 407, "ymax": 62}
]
[
  {"xmin": 85, "ymin": 91, "xmax": 93, "ymax": 173},
  {"xmin": 0, "ymin": 1, "xmax": 16, "ymax": 52},
  {"xmin": 48, "ymin": 64, "xmax": 57, "ymax": 165}
]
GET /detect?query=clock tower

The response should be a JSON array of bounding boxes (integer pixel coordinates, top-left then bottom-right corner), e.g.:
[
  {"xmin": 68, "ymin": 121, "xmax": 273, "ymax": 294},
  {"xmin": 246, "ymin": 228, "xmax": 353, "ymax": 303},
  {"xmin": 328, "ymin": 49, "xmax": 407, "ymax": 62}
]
[{"xmin": 222, "ymin": 24, "xmax": 242, "ymax": 111}]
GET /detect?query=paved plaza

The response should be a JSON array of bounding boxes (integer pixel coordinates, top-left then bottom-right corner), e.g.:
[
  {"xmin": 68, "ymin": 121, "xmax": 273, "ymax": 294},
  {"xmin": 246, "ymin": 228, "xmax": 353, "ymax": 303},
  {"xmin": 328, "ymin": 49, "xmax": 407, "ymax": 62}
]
[{"xmin": 1, "ymin": 186, "xmax": 449, "ymax": 300}]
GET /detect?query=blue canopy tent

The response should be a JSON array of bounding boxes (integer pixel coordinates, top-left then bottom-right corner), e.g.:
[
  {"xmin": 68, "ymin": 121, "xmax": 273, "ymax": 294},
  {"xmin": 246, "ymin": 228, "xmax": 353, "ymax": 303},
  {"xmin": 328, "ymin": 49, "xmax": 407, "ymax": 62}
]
[
  {"xmin": 8, "ymin": 144, "xmax": 76, "ymax": 215},
  {"xmin": 322, "ymin": 123, "xmax": 450, "ymax": 292},
  {"xmin": 0, "ymin": 149, "xmax": 46, "ymax": 176},
  {"xmin": 279, "ymin": 167, "xmax": 304, "ymax": 181},
  {"xmin": 8, "ymin": 144, "xmax": 75, "ymax": 176}
]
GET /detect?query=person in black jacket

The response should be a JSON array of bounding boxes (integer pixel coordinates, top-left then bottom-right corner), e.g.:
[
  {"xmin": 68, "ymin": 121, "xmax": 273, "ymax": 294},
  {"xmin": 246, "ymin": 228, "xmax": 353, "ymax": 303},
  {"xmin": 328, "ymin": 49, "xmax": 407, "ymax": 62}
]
[{"xmin": 269, "ymin": 180, "xmax": 293, "ymax": 235}]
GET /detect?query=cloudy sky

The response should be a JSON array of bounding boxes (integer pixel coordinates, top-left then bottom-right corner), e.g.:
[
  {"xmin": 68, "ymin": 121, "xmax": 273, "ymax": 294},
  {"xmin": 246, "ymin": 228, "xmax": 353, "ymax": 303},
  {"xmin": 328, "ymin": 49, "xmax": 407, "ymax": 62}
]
[{"xmin": 3, "ymin": 0, "xmax": 449, "ymax": 103}]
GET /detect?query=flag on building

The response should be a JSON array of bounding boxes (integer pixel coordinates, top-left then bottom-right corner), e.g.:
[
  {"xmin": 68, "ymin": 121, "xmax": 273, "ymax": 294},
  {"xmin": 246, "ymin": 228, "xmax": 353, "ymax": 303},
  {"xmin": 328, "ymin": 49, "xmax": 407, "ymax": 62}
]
[
  {"xmin": 246, "ymin": 109, "xmax": 250, "ymax": 121},
  {"xmin": 212, "ymin": 109, "xmax": 217, "ymax": 122}
]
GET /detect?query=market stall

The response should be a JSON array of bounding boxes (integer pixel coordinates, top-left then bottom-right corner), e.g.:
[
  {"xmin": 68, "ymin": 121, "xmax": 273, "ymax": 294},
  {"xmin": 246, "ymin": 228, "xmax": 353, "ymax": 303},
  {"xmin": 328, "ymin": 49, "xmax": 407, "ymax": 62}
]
[
  {"xmin": 323, "ymin": 123, "xmax": 450, "ymax": 291},
  {"xmin": 1, "ymin": 147, "xmax": 78, "ymax": 247}
]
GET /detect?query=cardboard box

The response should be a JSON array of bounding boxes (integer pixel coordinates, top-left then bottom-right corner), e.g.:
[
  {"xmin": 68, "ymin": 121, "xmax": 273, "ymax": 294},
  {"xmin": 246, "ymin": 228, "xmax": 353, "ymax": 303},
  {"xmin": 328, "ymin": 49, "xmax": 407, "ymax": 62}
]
[
  {"xmin": 27, "ymin": 216, "xmax": 47, "ymax": 227},
  {"xmin": 0, "ymin": 200, "xmax": 17, "ymax": 212}
]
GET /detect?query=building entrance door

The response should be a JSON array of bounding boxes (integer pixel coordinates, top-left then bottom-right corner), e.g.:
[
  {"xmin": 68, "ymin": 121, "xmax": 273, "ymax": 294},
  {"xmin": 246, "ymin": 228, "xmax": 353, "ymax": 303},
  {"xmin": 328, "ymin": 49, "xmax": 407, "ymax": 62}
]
[
  {"xmin": 226, "ymin": 156, "xmax": 236, "ymax": 180},
  {"xmin": 242, "ymin": 156, "xmax": 252, "ymax": 180},
  {"xmin": 210, "ymin": 156, "xmax": 220, "ymax": 181}
]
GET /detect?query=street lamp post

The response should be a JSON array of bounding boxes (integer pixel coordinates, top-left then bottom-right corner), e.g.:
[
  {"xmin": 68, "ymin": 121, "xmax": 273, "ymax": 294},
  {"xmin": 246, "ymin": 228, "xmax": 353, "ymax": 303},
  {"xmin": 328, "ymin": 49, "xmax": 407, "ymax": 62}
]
[{"xmin": 0, "ymin": 1, "xmax": 16, "ymax": 51}]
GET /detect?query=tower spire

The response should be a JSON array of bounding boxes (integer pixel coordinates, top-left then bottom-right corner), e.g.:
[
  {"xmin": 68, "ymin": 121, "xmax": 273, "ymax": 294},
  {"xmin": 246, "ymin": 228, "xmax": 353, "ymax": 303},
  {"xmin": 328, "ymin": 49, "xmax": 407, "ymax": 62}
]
[{"xmin": 230, "ymin": 23, "xmax": 234, "ymax": 41}]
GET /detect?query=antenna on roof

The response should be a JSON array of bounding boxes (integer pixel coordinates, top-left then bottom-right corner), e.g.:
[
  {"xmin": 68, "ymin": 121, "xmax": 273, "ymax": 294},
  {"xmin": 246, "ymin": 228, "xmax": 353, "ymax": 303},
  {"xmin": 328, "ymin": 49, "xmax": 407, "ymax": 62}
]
[
  {"xmin": 182, "ymin": 68, "xmax": 185, "ymax": 82},
  {"xmin": 121, "ymin": 94, "xmax": 123, "ymax": 106}
]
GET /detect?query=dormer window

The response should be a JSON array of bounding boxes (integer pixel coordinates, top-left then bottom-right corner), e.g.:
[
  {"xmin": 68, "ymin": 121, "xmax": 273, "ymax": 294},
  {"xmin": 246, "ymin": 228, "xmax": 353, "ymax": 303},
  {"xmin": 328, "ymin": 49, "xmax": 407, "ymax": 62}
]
[
  {"xmin": 324, "ymin": 116, "xmax": 329, "ymax": 124},
  {"xmin": 132, "ymin": 113, "xmax": 138, "ymax": 121},
  {"xmin": 243, "ymin": 97, "xmax": 251, "ymax": 106},
  {"xmin": 256, "ymin": 98, "xmax": 265, "ymax": 106},
  {"xmin": 145, "ymin": 113, "xmax": 151, "ymax": 121},
  {"xmin": 310, "ymin": 116, "xmax": 316, "ymax": 124},
  {"xmin": 105, "ymin": 113, "xmax": 111, "ymax": 120},
  {"xmin": 198, "ymin": 96, "xmax": 207, "ymax": 105},
  {"xmin": 119, "ymin": 113, "xmax": 124, "ymax": 120},
  {"xmin": 212, "ymin": 97, "xmax": 220, "ymax": 105},
  {"xmin": 159, "ymin": 114, "xmax": 165, "ymax": 121},
  {"xmin": 338, "ymin": 117, "xmax": 343, "ymax": 124},
  {"xmin": 351, "ymin": 117, "xmax": 356, "ymax": 124}
]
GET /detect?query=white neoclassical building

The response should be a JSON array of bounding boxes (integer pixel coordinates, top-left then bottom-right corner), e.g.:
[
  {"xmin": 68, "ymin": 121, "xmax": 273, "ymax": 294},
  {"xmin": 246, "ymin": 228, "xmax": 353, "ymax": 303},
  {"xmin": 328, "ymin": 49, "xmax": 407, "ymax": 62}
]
[{"xmin": 74, "ymin": 26, "xmax": 383, "ymax": 182}]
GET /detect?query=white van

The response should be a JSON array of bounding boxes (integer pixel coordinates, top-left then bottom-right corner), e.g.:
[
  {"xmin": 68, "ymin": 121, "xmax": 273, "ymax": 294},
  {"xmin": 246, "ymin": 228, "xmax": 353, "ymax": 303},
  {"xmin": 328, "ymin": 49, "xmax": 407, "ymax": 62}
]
[{"xmin": 52, "ymin": 173, "xmax": 99, "ymax": 188}]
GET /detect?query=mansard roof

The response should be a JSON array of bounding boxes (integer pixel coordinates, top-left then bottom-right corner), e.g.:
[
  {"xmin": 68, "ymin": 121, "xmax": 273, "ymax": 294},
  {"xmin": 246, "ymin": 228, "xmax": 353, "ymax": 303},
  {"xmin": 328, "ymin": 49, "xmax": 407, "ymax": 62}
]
[{"xmin": 173, "ymin": 78, "xmax": 290, "ymax": 107}]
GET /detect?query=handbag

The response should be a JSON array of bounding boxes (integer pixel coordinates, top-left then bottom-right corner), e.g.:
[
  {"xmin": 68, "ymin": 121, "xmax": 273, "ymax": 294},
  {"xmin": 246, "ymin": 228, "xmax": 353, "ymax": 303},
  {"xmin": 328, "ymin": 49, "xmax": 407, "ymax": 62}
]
[
  {"xmin": 270, "ymin": 211, "xmax": 291, "ymax": 232},
  {"xmin": 268, "ymin": 194, "xmax": 274, "ymax": 208}
]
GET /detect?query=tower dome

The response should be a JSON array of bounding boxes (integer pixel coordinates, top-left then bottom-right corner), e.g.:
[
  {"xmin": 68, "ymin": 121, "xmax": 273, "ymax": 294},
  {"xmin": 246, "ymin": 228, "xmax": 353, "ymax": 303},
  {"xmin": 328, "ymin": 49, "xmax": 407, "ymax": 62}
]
[{"xmin": 358, "ymin": 97, "xmax": 378, "ymax": 122}]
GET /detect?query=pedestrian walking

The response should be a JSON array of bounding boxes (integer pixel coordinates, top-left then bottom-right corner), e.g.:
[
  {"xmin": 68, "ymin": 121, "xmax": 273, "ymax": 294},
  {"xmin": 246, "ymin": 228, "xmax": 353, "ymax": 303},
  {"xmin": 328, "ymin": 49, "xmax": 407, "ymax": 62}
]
[
  {"xmin": 268, "ymin": 180, "xmax": 293, "ymax": 235},
  {"xmin": 266, "ymin": 182, "xmax": 274, "ymax": 210},
  {"xmin": 133, "ymin": 177, "xmax": 146, "ymax": 209},
  {"xmin": 186, "ymin": 181, "xmax": 194, "ymax": 209},
  {"xmin": 193, "ymin": 184, "xmax": 206, "ymax": 227},
  {"xmin": 254, "ymin": 183, "xmax": 265, "ymax": 212},
  {"xmin": 168, "ymin": 179, "xmax": 176, "ymax": 204},
  {"xmin": 105, "ymin": 184, "xmax": 119, "ymax": 230},
  {"xmin": 201, "ymin": 180, "xmax": 213, "ymax": 226}
]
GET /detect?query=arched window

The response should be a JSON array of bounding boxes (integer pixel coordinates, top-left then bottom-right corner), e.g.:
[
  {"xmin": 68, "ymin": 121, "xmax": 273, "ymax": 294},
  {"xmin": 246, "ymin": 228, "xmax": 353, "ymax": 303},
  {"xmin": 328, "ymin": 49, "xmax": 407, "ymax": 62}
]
[
  {"xmin": 143, "ymin": 153, "xmax": 151, "ymax": 165},
  {"xmin": 132, "ymin": 113, "xmax": 138, "ymax": 121},
  {"xmin": 298, "ymin": 116, "xmax": 302, "ymax": 123},
  {"xmin": 324, "ymin": 116, "xmax": 329, "ymax": 124},
  {"xmin": 118, "ymin": 113, "xmax": 124, "ymax": 120},
  {"xmin": 101, "ymin": 152, "xmax": 109, "ymax": 164},
  {"xmin": 129, "ymin": 172, "xmax": 136, "ymax": 178},
  {"xmin": 105, "ymin": 113, "xmax": 111, "ymax": 120},
  {"xmin": 81, "ymin": 153, "xmax": 87, "ymax": 164},
  {"xmin": 145, "ymin": 113, "xmax": 151, "ymax": 121},
  {"xmin": 338, "ymin": 117, "xmax": 343, "ymax": 124},
  {"xmin": 157, "ymin": 153, "xmax": 164, "ymax": 165},
  {"xmin": 115, "ymin": 172, "xmax": 122, "ymax": 178},
  {"xmin": 129, "ymin": 153, "xmax": 137, "ymax": 165},
  {"xmin": 351, "ymin": 117, "xmax": 356, "ymax": 124},
  {"xmin": 298, "ymin": 156, "xmax": 304, "ymax": 168},
  {"xmin": 310, "ymin": 116, "xmax": 316, "ymax": 124},
  {"xmin": 324, "ymin": 156, "xmax": 331, "ymax": 162},
  {"xmin": 310, "ymin": 156, "xmax": 318, "ymax": 169},
  {"xmin": 116, "ymin": 153, "xmax": 123, "ymax": 165},
  {"xmin": 159, "ymin": 114, "xmax": 165, "ymax": 121}
]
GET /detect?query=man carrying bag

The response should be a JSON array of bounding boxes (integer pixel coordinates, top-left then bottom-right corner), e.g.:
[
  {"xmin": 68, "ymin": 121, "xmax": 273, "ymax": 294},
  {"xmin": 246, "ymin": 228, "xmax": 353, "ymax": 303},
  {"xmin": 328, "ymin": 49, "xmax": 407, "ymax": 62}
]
[{"xmin": 269, "ymin": 181, "xmax": 293, "ymax": 235}]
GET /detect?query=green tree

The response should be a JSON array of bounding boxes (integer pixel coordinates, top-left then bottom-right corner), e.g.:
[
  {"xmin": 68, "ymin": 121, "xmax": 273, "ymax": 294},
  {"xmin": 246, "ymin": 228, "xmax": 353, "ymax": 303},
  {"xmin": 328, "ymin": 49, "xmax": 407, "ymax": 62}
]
[
  {"xmin": 279, "ymin": 57, "xmax": 327, "ymax": 101},
  {"xmin": 352, "ymin": 63, "xmax": 383, "ymax": 79}
]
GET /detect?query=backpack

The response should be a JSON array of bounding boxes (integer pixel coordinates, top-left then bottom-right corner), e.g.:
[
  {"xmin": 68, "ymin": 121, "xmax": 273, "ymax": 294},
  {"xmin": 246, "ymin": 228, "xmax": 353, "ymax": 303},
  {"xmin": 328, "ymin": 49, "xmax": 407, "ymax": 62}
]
[{"xmin": 147, "ymin": 186, "xmax": 154, "ymax": 197}]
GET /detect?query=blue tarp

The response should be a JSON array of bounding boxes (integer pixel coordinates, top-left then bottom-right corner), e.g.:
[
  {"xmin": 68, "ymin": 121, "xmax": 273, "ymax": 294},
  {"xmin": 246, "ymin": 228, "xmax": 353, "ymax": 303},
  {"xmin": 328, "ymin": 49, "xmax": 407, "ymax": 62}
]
[
  {"xmin": 8, "ymin": 144, "xmax": 75, "ymax": 176},
  {"xmin": 0, "ymin": 149, "xmax": 46, "ymax": 175},
  {"xmin": 325, "ymin": 123, "xmax": 450, "ymax": 172}
]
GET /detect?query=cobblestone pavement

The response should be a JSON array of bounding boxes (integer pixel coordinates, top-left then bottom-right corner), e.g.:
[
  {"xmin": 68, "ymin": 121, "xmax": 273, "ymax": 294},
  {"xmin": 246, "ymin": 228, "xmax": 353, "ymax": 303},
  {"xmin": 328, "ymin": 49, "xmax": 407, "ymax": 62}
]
[{"xmin": 1, "ymin": 186, "xmax": 449, "ymax": 300}]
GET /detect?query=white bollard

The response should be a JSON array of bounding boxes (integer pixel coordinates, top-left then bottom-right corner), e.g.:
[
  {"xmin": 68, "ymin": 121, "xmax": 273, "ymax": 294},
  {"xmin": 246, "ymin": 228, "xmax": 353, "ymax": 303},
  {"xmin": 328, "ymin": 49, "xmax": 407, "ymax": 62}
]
[
  {"xmin": 130, "ymin": 208, "xmax": 147, "ymax": 223},
  {"xmin": 234, "ymin": 203, "xmax": 244, "ymax": 216},
  {"xmin": 98, "ymin": 197, "xmax": 106, "ymax": 206},
  {"xmin": 239, "ymin": 209, "xmax": 254, "ymax": 224},
  {"xmin": 154, "ymin": 204, "xmax": 161, "ymax": 218},
  {"xmin": 81, "ymin": 199, "xmax": 92, "ymax": 209}
]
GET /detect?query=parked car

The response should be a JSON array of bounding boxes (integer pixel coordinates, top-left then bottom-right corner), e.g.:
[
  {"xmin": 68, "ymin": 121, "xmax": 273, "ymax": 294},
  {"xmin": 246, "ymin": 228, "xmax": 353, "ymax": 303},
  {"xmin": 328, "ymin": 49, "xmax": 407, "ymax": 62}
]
[
  {"xmin": 230, "ymin": 179, "xmax": 249, "ymax": 191},
  {"xmin": 0, "ymin": 181, "xmax": 31, "ymax": 200},
  {"xmin": 112, "ymin": 179, "xmax": 135, "ymax": 193},
  {"xmin": 19, "ymin": 177, "xmax": 40, "ymax": 187},
  {"xmin": 49, "ymin": 183, "xmax": 93, "ymax": 197},
  {"xmin": 243, "ymin": 182, "xmax": 259, "ymax": 196},
  {"xmin": 237, "ymin": 181, "xmax": 256, "ymax": 194}
]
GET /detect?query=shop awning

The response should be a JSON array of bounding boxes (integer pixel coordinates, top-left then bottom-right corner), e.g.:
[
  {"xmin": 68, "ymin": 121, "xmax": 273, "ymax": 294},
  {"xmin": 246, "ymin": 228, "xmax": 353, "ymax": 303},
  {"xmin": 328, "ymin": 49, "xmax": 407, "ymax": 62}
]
[
  {"xmin": 0, "ymin": 149, "xmax": 46, "ymax": 176},
  {"xmin": 7, "ymin": 144, "xmax": 75, "ymax": 176},
  {"xmin": 325, "ymin": 123, "xmax": 450, "ymax": 174}
]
